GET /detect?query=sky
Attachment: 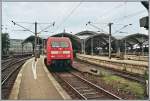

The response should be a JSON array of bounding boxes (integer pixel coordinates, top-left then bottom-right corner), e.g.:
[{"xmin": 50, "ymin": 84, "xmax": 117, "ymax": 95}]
[{"xmin": 2, "ymin": 2, "xmax": 148, "ymax": 39}]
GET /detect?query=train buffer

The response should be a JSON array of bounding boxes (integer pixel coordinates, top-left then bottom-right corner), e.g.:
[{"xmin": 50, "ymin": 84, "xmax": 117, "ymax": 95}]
[{"xmin": 9, "ymin": 56, "xmax": 71, "ymax": 100}]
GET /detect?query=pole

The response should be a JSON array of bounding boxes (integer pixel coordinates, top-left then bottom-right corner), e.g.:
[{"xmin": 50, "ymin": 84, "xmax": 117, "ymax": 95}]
[
  {"xmin": 11, "ymin": 20, "xmax": 54, "ymax": 57},
  {"xmin": 35, "ymin": 22, "xmax": 37, "ymax": 61},
  {"xmin": 108, "ymin": 23, "xmax": 113, "ymax": 59},
  {"xmin": 142, "ymin": 35, "xmax": 144, "ymax": 56},
  {"xmin": 82, "ymin": 40, "xmax": 84, "ymax": 54},
  {"xmin": 91, "ymin": 37, "xmax": 93, "ymax": 55},
  {"xmin": 43, "ymin": 39, "xmax": 45, "ymax": 55},
  {"xmin": 42, "ymin": 39, "xmax": 44, "ymax": 55},
  {"xmin": 84, "ymin": 39, "xmax": 85, "ymax": 54},
  {"xmin": 38, "ymin": 35, "xmax": 39, "ymax": 45},
  {"xmin": 117, "ymin": 40, "xmax": 121, "ymax": 57},
  {"xmin": 22, "ymin": 43, "xmax": 23, "ymax": 56},
  {"xmin": 6, "ymin": 38, "xmax": 7, "ymax": 55},
  {"xmin": 125, "ymin": 39, "xmax": 126, "ymax": 59}
]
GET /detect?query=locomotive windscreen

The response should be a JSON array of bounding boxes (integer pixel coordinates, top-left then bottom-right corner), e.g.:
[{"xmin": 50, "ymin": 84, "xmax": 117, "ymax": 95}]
[{"xmin": 51, "ymin": 41, "xmax": 69, "ymax": 48}]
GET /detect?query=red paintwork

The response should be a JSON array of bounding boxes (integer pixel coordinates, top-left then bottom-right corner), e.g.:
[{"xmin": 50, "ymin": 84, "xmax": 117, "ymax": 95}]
[{"xmin": 46, "ymin": 37, "xmax": 73, "ymax": 65}]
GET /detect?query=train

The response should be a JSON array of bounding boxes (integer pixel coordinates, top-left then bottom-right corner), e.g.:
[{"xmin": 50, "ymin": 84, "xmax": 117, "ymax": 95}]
[{"xmin": 46, "ymin": 37, "xmax": 73, "ymax": 67}]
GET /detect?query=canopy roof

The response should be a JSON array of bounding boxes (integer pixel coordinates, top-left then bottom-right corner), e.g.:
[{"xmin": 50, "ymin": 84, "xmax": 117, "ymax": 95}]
[{"xmin": 121, "ymin": 33, "xmax": 148, "ymax": 46}]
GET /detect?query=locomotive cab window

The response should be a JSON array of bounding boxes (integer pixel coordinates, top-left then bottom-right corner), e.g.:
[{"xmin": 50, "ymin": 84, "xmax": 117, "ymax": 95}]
[
  {"xmin": 60, "ymin": 42, "xmax": 69, "ymax": 48},
  {"xmin": 51, "ymin": 42, "xmax": 59, "ymax": 48},
  {"xmin": 51, "ymin": 41, "xmax": 69, "ymax": 48}
]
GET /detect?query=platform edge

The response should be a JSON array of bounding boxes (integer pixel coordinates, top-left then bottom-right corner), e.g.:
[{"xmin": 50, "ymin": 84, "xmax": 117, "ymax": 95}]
[
  {"xmin": 41, "ymin": 56, "xmax": 72, "ymax": 100},
  {"xmin": 8, "ymin": 59, "xmax": 31, "ymax": 100}
]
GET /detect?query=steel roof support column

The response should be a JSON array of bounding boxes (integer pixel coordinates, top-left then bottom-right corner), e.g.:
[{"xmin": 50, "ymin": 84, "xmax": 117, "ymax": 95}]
[
  {"xmin": 124, "ymin": 39, "xmax": 127, "ymax": 59},
  {"xmin": 84, "ymin": 39, "xmax": 86, "ymax": 55},
  {"xmin": 116, "ymin": 40, "xmax": 120, "ymax": 57},
  {"xmin": 91, "ymin": 37, "xmax": 93, "ymax": 56},
  {"xmin": 81, "ymin": 39, "xmax": 84, "ymax": 54},
  {"xmin": 34, "ymin": 22, "xmax": 37, "ymax": 61},
  {"xmin": 108, "ymin": 23, "xmax": 113, "ymax": 59}
]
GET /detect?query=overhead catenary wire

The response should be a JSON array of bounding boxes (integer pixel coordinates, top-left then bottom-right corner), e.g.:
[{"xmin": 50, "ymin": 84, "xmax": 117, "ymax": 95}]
[
  {"xmin": 3, "ymin": 2, "xmax": 147, "ymax": 38},
  {"xmin": 112, "ymin": 10, "xmax": 146, "ymax": 22},
  {"xmin": 86, "ymin": 21, "xmax": 109, "ymax": 34},
  {"xmin": 3, "ymin": 5, "xmax": 54, "ymax": 34},
  {"xmin": 97, "ymin": 3, "xmax": 124, "ymax": 23},
  {"xmin": 3, "ymin": 7, "xmax": 35, "ymax": 36},
  {"xmin": 112, "ymin": 2, "xmax": 146, "ymax": 35},
  {"xmin": 14, "ymin": 22, "xmax": 34, "ymax": 24},
  {"xmin": 11, "ymin": 21, "xmax": 35, "ymax": 34},
  {"xmin": 55, "ymin": 2, "xmax": 83, "ymax": 32},
  {"xmin": 38, "ymin": 22, "xmax": 55, "ymax": 33},
  {"xmin": 86, "ymin": 3, "xmax": 127, "ymax": 34},
  {"xmin": 113, "ymin": 25, "xmax": 128, "ymax": 34},
  {"xmin": 97, "ymin": 2, "xmax": 146, "ymax": 25},
  {"xmin": 11, "ymin": 20, "xmax": 55, "ymax": 34},
  {"xmin": 37, "ymin": 22, "xmax": 55, "ymax": 24}
]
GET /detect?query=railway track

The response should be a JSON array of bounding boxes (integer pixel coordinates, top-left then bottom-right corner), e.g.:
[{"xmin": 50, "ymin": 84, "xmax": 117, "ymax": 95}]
[
  {"xmin": 1, "ymin": 56, "xmax": 31, "ymax": 99},
  {"xmin": 54, "ymin": 71, "xmax": 122, "ymax": 100},
  {"xmin": 2, "ymin": 54, "xmax": 31, "ymax": 64},
  {"xmin": 2, "ymin": 57, "xmax": 13, "ymax": 64},
  {"xmin": 75, "ymin": 59, "xmax": 146, "ymax": 84},
  {"xmin": 2, "ymin": 58, "xmax": 18, "ymax": 70}
]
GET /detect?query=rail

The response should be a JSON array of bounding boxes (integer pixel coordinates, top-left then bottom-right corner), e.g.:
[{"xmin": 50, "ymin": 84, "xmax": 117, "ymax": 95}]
[
  {"xmin": 74, "ymin": 59, "xmax": 145, "ymax": 84},
  {"xmin": 55, "ymin": 72, "xmax": 122, "ymax": 100},
  {"xmin": 2, "ymin": 57, "xmax": 31, "ymax": 86}
]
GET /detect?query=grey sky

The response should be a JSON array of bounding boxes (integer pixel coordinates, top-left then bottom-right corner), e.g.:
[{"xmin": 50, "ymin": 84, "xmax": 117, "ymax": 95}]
[{"xmin": 2, "ymin": 2, "xmax": 148, "ymax": 39}]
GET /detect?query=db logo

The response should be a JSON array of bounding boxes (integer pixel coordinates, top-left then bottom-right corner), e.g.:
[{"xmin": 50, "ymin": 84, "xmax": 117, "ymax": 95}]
[{"xmin": 58, "ymin": 51, "xmax": 63, "ymax": 54}]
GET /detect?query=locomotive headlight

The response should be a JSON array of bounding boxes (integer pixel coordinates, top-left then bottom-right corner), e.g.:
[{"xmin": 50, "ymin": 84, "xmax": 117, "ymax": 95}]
[
  {"xmin": 66, "ymin": 54, "xmax": 70, "ymax": 57},
  {"xmin": 51, "ymin": 55, "xmax": 55, "ymax": 57},
  {"xmin": 63, "ymin": 51, "xmax": 70, "ymax": 54},
  {"xmin": 51, "ymin": 51, "xmax": 58, "ymax": 54}
]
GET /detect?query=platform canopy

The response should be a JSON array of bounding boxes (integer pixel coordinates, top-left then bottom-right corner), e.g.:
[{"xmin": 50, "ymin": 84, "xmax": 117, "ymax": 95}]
[
  {"xmin": 75, "ymin": 30, "xmax": 97, "ymax": 39},
  {"xmin": 22, "ymin": 35, "xmax": 43, "ymax": 44},
  {"xmin": 84, "ymin": 33, "xmax": 117, "ymax": 54},
  {"xmin": 120, "ymin": 33, "xmax": 148, "ymax": 49},
  {"xmin": 51, "ymin": 32, "xmax": 81, "ymax": 52},
  {"xmin": 22, "ymin": 35, "xmax": 43, "ymax": 52}
]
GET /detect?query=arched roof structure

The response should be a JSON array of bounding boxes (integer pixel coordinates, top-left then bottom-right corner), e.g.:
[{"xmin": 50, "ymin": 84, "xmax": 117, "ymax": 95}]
[
  {"xmin": 22, "ymin": 35, "xmax": 43, "ymax": 46},
  {"xmin": 85, "ymin": 33, "xmax": 116, "ymax": 47},
  {"xmin": 121, "ymin": 33, "xmax": 148, "ymax": 47},
  {"xmin": 75, "ymin": 30, "xmax": 97, "ymax": 36},
  {"xmin": 75, "ymin": 30, "xmax": 98, "ymax": 40},
  {"xmin": 84, "ymin": 33, "xmax": 117, "ymax": 54}
]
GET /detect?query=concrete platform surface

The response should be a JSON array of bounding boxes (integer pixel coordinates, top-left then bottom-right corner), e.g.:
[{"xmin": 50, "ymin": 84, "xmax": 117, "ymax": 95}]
[
  {"xmin": 9, "ymin": 56, "xmax": 71, "ymax": 100},
  {"xmin": 77, "ymin": 54, "xmax": 148, "ymax": 66}
]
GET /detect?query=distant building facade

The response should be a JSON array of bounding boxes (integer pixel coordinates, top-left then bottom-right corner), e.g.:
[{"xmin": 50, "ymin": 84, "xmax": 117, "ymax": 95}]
[{"xmin": 9, "ymin": 39, "xmax": 32, "ymax": 53}]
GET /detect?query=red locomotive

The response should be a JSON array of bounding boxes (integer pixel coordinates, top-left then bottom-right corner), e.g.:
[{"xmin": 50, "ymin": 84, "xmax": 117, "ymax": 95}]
[{"xmin": 46, "ymin": 37, "xmax": 73, "ymax": 67}]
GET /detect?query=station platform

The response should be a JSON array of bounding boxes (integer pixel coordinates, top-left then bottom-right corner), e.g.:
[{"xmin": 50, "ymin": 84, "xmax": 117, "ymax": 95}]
[
  {"xmin": 77, "ymin": 54, "xmax": 148, "ymax": 66},
  {"xmin": 9, "ymin": 56, "xmax": 71, "ymax": 100},
  {"xmin": 76, "ymin": 54, "xmax": 148, "ymax": 75}
]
